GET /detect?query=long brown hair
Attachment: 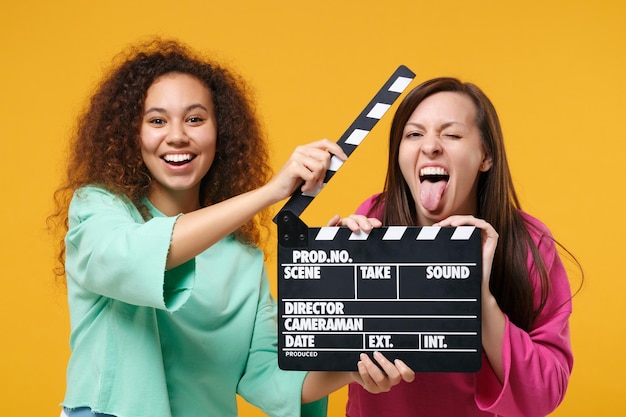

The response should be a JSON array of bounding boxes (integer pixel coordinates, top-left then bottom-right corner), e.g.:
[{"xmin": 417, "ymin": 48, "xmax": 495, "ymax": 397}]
[
  {"xmin": 49, "ymin": 38, "xmax": 271, "ymax": 279},
  {"xmin": 371, "ymin": 77, "xmax": 567, "ymax": 330}
]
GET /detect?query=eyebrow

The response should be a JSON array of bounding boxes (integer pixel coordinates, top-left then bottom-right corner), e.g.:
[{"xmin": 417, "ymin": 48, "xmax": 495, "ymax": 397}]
[
  {"xmin": 144, "ymin": 103, "xmax": 210, "ymax": 115},
  {"xmin": 404, "ymin": 121, "xmax": 466, "ymax": 129}
]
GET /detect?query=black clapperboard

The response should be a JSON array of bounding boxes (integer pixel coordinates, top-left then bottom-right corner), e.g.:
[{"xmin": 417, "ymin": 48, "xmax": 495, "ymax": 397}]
[{"xmin": 275, "ymin": 66, "xmax": 482, "ymax": 372}]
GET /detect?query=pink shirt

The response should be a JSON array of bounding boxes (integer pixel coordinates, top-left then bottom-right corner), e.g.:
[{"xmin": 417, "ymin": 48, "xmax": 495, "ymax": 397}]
[{"xmin": 347, "ymin": 195, "xmax": 573, "ymax": 417}]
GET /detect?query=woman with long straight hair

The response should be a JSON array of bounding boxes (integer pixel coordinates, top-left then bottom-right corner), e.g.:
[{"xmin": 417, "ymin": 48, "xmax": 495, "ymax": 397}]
[{"xmin": 332, "ymin": 77, "xmax": 580, "ymax": 417}]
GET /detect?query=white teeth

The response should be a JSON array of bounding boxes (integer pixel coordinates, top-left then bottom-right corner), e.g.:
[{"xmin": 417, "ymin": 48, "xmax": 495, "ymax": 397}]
[
  {"xmin": 420, "ymin": 166, "xmax": 448, "ymax": 177},
  {"xmin": 164, "ymin": 154, "xmax": 192, "ymax": 163}
]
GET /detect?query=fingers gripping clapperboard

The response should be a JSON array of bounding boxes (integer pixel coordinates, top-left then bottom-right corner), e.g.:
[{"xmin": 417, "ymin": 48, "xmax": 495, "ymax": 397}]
[{"xmin": 275, "ymin": 66, "xmax": 482, "ymax": 372}]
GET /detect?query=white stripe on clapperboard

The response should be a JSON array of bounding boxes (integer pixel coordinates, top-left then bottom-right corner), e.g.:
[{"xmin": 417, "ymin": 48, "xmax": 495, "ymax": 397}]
[
  {"xmin": 301, "ymin": 74, "xmax": 414, "ymax": 198},
  {"xmin": 314, "ymin": 225, "xmax": 476, "ymax": 241}
]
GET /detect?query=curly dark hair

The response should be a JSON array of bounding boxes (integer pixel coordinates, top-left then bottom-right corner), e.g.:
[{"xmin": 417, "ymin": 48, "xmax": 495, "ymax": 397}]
[{"xmin": 49, "ymin": 38, "xmax": 272, "ymax": 279}]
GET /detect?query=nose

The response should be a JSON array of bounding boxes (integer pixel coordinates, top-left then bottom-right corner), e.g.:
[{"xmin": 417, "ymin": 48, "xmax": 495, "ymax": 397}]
[
  {"xmin": 420, "ymin": 133, "xmax": 442, "ymax": 156},
  {"xmin": 166, "ymin": 121, "xmax": 189, "ymax": 145}
]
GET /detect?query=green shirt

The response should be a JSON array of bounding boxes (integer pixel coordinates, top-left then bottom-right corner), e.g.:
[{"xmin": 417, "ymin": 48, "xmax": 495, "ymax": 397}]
[{"xmin": 62, "ymin": 186, "xmax": 326, "ymax": 417}]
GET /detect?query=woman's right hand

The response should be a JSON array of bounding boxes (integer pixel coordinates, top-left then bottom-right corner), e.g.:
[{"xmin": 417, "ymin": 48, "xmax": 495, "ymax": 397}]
[
  {"xmin": 266, "ymin": 139, "xmax": 347, "ymax": 203},
  {"xmin": 352, "ymin": 351, "xmax": 415, "ymax": 393},
  {"xmin": 301, "ymin": 351, "xmax": 414, "ymax": 403}
]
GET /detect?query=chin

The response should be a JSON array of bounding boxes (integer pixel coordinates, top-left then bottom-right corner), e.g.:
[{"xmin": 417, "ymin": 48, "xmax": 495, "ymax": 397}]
[{"xmin": 417, "ymin": 209, "xmax": 444, "ymax": 226}]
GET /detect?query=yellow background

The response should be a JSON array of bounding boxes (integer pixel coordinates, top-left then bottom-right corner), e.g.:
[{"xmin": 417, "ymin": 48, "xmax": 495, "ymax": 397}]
[{"xmin": 1, "ymin": 0, "xmax": 624, "ymax": 415}]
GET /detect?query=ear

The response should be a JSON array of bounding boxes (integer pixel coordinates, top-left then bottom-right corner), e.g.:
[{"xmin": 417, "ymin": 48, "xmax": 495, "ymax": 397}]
[{"xmin": 480, "ymin": 154, "xmax": 493, "ymax": 172}]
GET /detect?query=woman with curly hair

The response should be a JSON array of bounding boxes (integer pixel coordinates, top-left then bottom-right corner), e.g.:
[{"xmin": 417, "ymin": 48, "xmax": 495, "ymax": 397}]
[
  {"xmin": 51, "ymin": 39, "xmax": 414, "ymax": 417},
  {"xmin": 332, "ymin": 77, "xmax": 581, "ymax": 417}
]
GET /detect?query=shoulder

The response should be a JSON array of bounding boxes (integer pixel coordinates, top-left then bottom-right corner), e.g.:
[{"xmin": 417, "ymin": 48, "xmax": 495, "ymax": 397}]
[
  {"xmin": 355, "ymin": 193, "xmax": 384, "ymax": 218},
  {"xmin": 518, "ymin": 210, "xmax": 554, "ymax": 245},
  {"xmin": 70, "ymin": 185, "xmax": 140, "ymax": 220},
  {"xmin": 518, "ymin": 210, "xmax": 565, "ymax": 277},
  {"xmin": 72, "ymin": 185, "xmax": 128, "ymax": 204},
  {"xmin": 517, "ymin": 212, "xmax": 574, "ymax": 321}
]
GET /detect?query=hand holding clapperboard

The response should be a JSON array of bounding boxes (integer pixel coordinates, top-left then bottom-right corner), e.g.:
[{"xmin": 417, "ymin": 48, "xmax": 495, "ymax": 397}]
[{"xmin": 275, "ymin": 66, "xmax": 482, "ymax": 372}]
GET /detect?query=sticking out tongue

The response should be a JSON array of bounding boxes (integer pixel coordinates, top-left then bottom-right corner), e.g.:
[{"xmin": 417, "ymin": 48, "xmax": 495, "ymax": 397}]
[{"xmin": 420, "ymin": 180, "xmax": 447, "ymax": 211}]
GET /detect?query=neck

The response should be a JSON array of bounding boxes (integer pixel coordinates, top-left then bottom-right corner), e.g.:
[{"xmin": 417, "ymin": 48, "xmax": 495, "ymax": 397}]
[{"xmin": 147, "ymin": 186, "xmax": 201, "ymax": 216}]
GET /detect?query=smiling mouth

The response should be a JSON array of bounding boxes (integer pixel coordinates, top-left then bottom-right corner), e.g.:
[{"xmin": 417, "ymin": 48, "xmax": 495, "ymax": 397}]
[
  {"xmin": 163, "ymin": 153, "xmax": 195, "ymax": 166},
  {"xmin": 419, "ymin": 166, "xmax": 449, "ymax": 183}
]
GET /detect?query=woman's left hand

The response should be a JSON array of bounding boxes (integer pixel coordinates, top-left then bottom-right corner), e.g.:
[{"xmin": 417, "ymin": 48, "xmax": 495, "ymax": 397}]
[
  {"xmin": 433, "ymin": 215, "xmax": 498, "ymax": 290},
  {"xmin": 434, "ymin": 215, "xmax": 505, "ymax": 382}
]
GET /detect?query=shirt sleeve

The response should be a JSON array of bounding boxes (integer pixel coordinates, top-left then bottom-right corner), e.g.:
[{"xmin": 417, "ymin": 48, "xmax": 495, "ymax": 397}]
[
  {"xmin": 65, "ymin": 186, "xmax": 194, "ymax": 311},
  {"xmin": 474, "ymin": 220, "xmax": 574, "ymax": 417},
  {"xmin": 236, "ymin": 266, "xmax": 328, "ymax": 417}
]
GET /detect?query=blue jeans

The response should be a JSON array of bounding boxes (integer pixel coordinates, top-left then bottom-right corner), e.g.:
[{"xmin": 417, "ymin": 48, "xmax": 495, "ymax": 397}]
[{"xmin": 63, "ymin": 407, "xmax": 116, "ymax": 417}]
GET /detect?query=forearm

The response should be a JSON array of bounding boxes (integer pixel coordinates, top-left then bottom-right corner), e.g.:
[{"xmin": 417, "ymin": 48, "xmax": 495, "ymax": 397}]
[
  {"xmin": 166, "ymin": 184, "xmax": 279, "ymax": 269},
  {"xmin": 301, "ymin": 371, "xmax": 354, "ymax": 403}
]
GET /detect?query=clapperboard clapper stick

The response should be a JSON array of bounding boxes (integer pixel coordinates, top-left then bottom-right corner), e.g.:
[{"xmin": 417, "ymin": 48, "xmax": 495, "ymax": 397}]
[{"xmin": 275, "ymin": 66, "xmax": 483, "ymax": 372}]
